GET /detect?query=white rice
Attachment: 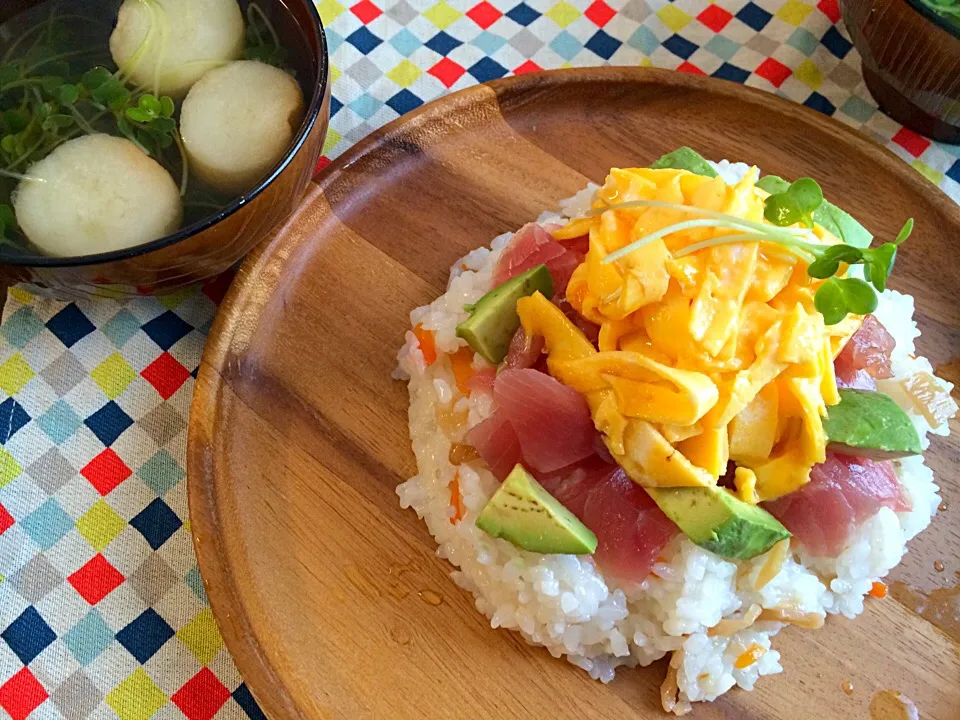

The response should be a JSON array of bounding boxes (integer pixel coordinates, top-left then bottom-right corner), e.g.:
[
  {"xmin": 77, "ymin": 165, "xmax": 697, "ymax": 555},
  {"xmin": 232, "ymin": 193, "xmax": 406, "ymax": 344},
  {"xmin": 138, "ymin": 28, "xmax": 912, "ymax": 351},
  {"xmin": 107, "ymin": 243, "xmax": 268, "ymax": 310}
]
[{"xmin": 395, "ymin": 162, "xmax": 954, "ymax": 713}]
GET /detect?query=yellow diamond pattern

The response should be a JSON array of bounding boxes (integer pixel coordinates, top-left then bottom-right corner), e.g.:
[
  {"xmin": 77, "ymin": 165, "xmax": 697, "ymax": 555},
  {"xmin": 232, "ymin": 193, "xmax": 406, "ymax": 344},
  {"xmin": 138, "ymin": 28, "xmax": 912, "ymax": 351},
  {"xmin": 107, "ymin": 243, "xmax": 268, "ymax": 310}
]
[
  {"xmin": 158, "ymin": 288, "xmax": 192, "ymax": 311},
  {"xmin": 106, "ymin": 669, "xmax": 167, "ymax": 720},
  {"xmin": 912, "ymin": 160, "xmax": 943, "ymax": 185},
  {"xmin": 322, "ymin": 128, "xmax": 343, "ymax": 155},
  {"xmin": 329, "ymin": 64, "xmax": 342, "ymax": 84},
  {"xmin": 176, "ymin": 609, "xmax": 224, "ymax": 666},
  {"xmin": 657, "ymin": 5, "xmax": 692, "ymax": 32},
  {"xmin": 91, "ymin": 353, "xmax": 137, "ymax": 400},
  {"xmin": 0, "ymin": 448, "xmax": 23, "ymax": 489},
  {"xmin": 316, "ymin": 0, "xmax": 347, "ymax": 23},
  {"xmin": 9, "ymin": 287, "xmax": 34, "ymax": 305},
  {"xmin": 387, "ymin": 60, "xmax": 422, "ymax": 88},
  {"xmin": 794, "ymin": 58, "xmax": 823, "ymax": 90},
  {"xmin": 546, "ymin": 1, "xmax": 580, "ymax": 28},
  {"xmin": 424, "ymin": 1, "xmax": 463, "ymax": 30},
  {"xmin": 775, "ymin": 0, "xmax": 814, "ymax": 25},
  {"xmin": 77, "ymin": 500, "xmax": 126, "ymax": 552},
  {"xmin": 0, "ymin": 353, "xmax": 33, "ymax": 396}
]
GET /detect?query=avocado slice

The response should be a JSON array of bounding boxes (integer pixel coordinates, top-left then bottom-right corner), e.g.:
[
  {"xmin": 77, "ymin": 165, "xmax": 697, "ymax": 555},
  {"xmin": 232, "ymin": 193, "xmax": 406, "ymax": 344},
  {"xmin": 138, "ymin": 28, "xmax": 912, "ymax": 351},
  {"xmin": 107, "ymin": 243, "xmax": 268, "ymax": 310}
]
[
  {"xmin": 824, "ymin": 388, "xmax": 922, "ymax": 460},
  {"xmin": 456, "ymin": 264, "xmax": 553, "ymax": 364},
  {"xmin": 476, "ymin": 464, "xmax": 597, "ymax": 554},
  {"xmin": 647, "ymin": 485, "xmax": 790, "ymax": 560},
  {"xmin": 756, "ymin": 175, "xmax": 872, "ymax": 249},
  {"xmin": 649, "ymin": 147, "xmax": 718, "ymax": 178}
]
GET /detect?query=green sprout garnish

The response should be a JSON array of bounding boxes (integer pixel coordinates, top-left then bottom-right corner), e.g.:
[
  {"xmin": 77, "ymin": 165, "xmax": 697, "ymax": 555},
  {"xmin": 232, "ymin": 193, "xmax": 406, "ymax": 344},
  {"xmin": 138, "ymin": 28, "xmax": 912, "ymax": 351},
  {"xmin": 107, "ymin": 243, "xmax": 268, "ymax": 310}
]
[
  {"xmin": 244, "ymin": 2, "xmax": 290, "ymax": 70},
  {"xmin": 596, "ymin": 178, "xmax": 913, "ymax": 325}
]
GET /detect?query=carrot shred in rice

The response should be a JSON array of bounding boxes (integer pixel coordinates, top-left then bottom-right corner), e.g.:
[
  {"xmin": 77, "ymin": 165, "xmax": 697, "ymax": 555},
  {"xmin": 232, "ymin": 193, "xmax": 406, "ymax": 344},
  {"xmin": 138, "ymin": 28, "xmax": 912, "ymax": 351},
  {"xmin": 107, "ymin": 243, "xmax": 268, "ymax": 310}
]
[
  {"xmin": 755, "ymin": 538, "xmax": 790, "ymax": 591},
  {"xmin": 758, "ymin": 605, "xmax": 825, "ymax": 629},
  {"xmin": 449, "ymin": 471, "xmax": 465, "ymax": 524},
  {"xmin": 734, "ymin": 643, "xmax": 766, "ymax": 669},
  {"xmin": 413, "ymin": 324, "xmax": 437, "ymax": 365},
  {"xmin": 450, "ymin": 347, "xmax": 475, "ymax": 394},
  {"xmin": 869, "ymin": 581, "xmax": 888, "ymax": 599},
  {"xmin": 660, "ymin": 649, "xmax": 689, "ymax": 715},
  {"xmin": 708, "ymin": 603, "xmax": 762, "ymax": 637}
]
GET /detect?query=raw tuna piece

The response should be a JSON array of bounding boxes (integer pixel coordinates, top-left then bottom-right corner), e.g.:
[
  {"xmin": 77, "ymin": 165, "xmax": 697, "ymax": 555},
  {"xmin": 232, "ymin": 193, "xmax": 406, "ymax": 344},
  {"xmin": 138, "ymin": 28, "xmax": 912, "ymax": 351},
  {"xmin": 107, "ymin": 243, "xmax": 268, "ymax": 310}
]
[
  {"xmin": 466, "ymin": 410, "xmax": 522, "ymax": 482},
  {"xmin": 834, "ymin": 314, "xmax": 895, "ymax": 386},
  {"xmin": 504, "ymin": 327, "xmax": 545, "ymax": 370},
  {"xmin": 466, "ymin": 366, "xmax": 497, "ymax": 396},
  {"xmin": 764, "ymin": 452, "xmax": 909, "ymax": 558},
  {"xmin": 494, "ymin": 369, "xmax": 596, "ymax": 473},
  {"xmin": 540, "ymin": 459, "xmax": 679, "ymax": 583},
  {"xmin": 835, "ymin": 369, "xmax": 877, "ymax": 391},
  {"xmin": 555, "ymin": 233, "xmax": 590, "ymax": 255},
  {"xmin": 493, "ymin": 223, "xmax": 584, "ymax": 296}
]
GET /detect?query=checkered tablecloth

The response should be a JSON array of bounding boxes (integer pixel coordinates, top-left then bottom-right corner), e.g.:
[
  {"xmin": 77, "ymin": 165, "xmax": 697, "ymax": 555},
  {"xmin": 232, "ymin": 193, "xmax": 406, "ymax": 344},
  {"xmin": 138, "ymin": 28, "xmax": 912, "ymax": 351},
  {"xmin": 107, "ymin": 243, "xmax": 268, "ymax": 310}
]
[{"xmin": 1, "ymin": 2, "xmax": 959, "ymax": 720}]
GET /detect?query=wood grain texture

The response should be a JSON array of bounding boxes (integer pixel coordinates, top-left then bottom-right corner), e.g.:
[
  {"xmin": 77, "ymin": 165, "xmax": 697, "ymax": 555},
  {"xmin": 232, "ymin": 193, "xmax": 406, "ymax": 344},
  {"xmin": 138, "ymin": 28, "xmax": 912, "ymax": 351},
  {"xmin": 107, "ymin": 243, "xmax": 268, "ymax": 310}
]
[{"xmin": 187, "ymin": 68, "xmax": 960, "ymax": 720}]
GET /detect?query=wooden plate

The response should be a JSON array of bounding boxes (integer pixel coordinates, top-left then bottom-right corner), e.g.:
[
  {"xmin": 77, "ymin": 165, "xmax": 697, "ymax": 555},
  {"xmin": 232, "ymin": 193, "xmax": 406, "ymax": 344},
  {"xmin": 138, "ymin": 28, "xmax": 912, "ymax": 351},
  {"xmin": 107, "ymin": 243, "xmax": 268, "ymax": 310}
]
[{"xmin": 187, "ymin": 68, "xmax": 960, "ymax": 719}]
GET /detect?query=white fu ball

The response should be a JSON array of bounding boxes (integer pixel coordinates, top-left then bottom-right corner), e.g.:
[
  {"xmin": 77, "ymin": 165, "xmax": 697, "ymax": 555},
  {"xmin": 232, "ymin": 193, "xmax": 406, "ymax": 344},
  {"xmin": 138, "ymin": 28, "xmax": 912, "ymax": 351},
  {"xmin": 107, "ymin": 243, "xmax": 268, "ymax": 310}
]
[
  {"xmin": 14, "ymin": 135, "xmax": 182, "ymax": 257},
  {"xmin": 110, "ymin": 0, "xmax": 245, "ymax": 97},
  {"xmin": 180, "ymin": 60, "xmax": 305, "ymax": 195}
]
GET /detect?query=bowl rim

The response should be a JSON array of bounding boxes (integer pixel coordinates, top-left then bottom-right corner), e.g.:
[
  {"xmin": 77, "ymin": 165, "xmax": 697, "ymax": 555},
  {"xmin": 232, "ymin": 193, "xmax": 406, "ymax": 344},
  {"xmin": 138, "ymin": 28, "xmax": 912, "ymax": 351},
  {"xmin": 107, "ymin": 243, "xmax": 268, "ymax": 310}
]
[
  {"xmin": 901, "ymin": 0, "xmax": 960, "ymax": 41},
  {"xmin": 0, "ymin": 0, "xmax": 330, "ymax": 269}
]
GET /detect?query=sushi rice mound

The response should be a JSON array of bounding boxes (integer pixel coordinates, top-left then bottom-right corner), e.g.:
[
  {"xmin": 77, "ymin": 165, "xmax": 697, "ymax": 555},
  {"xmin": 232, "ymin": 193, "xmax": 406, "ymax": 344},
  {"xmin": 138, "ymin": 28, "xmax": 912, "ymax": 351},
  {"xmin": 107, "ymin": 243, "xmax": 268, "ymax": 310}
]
[{"xmin": 394, "ymin": 161, "xmax": 953, "ymax": 714}]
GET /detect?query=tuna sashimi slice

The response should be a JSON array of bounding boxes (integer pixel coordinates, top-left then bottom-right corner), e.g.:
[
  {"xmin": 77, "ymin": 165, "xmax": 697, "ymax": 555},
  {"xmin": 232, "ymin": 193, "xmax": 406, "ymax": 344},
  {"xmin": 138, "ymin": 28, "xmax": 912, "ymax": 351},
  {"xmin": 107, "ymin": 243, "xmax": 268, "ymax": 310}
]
[
  {"xmin": 835, "ymin": 314, "xmax": 895, "ymax": 385},
  {"xmin": 764, "ymin": 452, "xmax": 909, "ymax": 558},
  {"xmin": 504, "ymin": 327, "xmax": 545, "ymax": 370},
  {"xmin": 494, "ymin": 368, "xmax": 596, "ymax": 473},
  {"xmin": 466, "ymin": 410, "xmax": 522, "ymax": 482},
  {"xmin": 540, "ymin": 460, "xmax": 678, "ymax": 584},
  {"xmin": 492, "ymin": 223, "xmax": 584, "ymax": 296}
]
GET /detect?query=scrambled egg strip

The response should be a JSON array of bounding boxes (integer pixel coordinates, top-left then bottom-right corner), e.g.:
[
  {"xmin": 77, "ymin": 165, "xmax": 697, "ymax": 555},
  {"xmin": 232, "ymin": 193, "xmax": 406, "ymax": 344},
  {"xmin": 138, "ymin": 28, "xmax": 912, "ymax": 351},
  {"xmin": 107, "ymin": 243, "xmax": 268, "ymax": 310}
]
[{"xmin": 526, "ymin": 167, "xmax": 862, "ymax": 501}]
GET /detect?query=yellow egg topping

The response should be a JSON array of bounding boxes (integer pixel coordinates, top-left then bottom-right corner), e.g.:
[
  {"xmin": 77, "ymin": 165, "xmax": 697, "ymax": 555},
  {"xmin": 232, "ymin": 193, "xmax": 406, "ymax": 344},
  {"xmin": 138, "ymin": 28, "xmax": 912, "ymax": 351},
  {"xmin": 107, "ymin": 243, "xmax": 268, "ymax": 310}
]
[{"xmin": 522, "ymin": 167, "xmax": 863, "ymax": 501}]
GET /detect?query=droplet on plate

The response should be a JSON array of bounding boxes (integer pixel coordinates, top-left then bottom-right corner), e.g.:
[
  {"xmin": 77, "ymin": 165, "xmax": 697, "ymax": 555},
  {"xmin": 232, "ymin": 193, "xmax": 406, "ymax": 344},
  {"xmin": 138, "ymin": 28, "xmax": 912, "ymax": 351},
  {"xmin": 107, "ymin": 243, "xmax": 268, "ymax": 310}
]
[
  {"xmin": 419, "ymin": 589, "xmax": 443, "ymax": 606},
  {"xmin": 934, "ymin": 560, "xmax": 945, "ymax": 573},
  {"xmin": 870, "ymin": 690, "xmax": 919, "ymax": 720},
  {"xmin": 842, "ymin": 680, "xmax": 855, "ymax": 696},
  {"xmin": 938, "ymin": 500, "xmax": 948, "ymax": 512}
]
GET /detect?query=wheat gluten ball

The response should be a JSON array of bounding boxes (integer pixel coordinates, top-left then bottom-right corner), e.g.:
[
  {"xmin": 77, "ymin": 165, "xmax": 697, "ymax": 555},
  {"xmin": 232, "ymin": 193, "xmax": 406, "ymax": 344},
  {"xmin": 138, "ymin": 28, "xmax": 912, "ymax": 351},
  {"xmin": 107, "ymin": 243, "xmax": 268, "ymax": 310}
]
[
  {"xmin": 180, "ymin": 60, "xmax": 305, "ymax": 195},
  {"xmin": 14, "ymin": 135, "xmax": 182, "ymax": 257},
  {"xmin": 110, "ymin": 0, "xmax": 245, "ymax": 97}
]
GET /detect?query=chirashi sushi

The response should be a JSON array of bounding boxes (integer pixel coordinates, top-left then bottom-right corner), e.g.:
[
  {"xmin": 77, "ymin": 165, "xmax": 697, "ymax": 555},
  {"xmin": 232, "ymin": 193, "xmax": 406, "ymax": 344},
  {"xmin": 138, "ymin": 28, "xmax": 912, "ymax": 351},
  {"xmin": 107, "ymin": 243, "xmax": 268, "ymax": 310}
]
[{"xmin": 394, "ymin": 149, "xmax": 957, "ymax": 714}]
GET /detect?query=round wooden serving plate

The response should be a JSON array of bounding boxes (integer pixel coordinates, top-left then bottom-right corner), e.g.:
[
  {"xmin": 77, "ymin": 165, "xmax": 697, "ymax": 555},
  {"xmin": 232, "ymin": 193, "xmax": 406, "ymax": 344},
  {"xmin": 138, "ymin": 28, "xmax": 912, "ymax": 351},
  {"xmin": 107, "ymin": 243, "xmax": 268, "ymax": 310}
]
[{"xmin": 188, "ymin": 68, "xmax": 960, "ymax": 720}]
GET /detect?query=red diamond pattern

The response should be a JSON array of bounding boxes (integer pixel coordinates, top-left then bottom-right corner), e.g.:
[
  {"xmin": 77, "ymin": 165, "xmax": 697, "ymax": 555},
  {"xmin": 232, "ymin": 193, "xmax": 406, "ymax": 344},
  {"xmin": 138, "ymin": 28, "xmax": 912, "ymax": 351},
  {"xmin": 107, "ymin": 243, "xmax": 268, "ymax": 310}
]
[
  {"xmin": 817, "ymin": 0, "xmax": 840, "ymax": 22},
  {"xmin": 698, "ymin": 5, "xmax": 733, "ymax": 32},
  {"xmin": 171, "ymin": 669, "xmax": 231, "ymax": 720},
  {"xmin": 350, "ymin": 0, "xmax": 381, "ymax": 23},
  {"xmin": 314, "ymin": 155, "xmax": 331, "ymax": 176},
  {"xmin": 466, "ymin": 1, "xmax": 502, "ymax": 29},
  {"xmin": 585, "ymin": 0, "xmax": 616, "ymax": 27},
  {"xmin": 81, "ymin": 449, "xmax": 133, "ymax": 496},
  {"xmin": 201, "ymin": 271, "xmax": 235, "ymax": 305},
  {"xmin": 891, "ymin": 127, "xmax": 931, "ymax": 157},
  {"xmin": 0, "ymin": 503, "xmax": 13, "ymax": 535},
  {"xmin": 68, "ymin": 554, "xmax": 124, "ymax": 605},
  {"xmin": 428, "ymin": 58, "xmax": 466, "ymax": 88},
  {"xmin": 142, "ymin": 353, "xmax": 192, "ymax": 401},
  {"xmin": 677, "ymin": 61, "xmax": 706, "ymax": 75},
  {"xmin": 754, "ymin": 57, "xmax": 792, "ymax": 88},
  {"xmin": 514, "ymin": 60, "xmax": 542, "ymax": 75},
  {"xmin": 0, "ymin": 668, "xmax": 49, "ymax": 720}
]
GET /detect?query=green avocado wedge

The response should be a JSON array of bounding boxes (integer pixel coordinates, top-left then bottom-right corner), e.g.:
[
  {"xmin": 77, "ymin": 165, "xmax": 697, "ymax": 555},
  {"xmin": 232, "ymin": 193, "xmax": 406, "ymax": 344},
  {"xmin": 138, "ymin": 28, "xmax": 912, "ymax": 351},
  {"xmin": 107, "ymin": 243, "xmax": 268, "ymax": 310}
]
[
  {"xmin": 756, "ymin": 175, "xmax": 873, "ymax": 249},
  {"xmin": 649, "ymin": 147, "xmax": 718, "ymax": 178},
  {"xmin": 455, "ymin": 264, "xmax": 553, "ymax": 364},
  {"xmin": 476, "ymin": 464, "xmax": 597, "ymax": 555},
  {"xmin": 824, "ymin": 388, "xmax": 922, "ymax": 460},
  {"xmin": 647, "ymin": 485, "xmax": 790, "ymax": 560}
]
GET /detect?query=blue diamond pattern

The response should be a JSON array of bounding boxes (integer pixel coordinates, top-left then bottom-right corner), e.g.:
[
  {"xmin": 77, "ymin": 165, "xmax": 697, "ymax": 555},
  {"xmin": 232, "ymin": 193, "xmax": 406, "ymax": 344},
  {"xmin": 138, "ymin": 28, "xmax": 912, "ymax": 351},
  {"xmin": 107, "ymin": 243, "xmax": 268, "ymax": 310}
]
[
  {"xmin": 0, "ymin": 398, "xmax": 30, "ymax": 443},
  {"xmin": 348, "ymin": 93, "xmax": 381, "ymax": 120},
  {"xmin": 130, "ymin": 498, "xmax": 182, "ymax": 550},
  {"xmin": 46, "ymin": 305, "xmax": 95, "ymax": 349},
  {"xmin": 714, "ymin": 62, "xmax": 750, "ymax": 83},
  {"xmin": 386, "ymin": 89, "xmax": 423, "ymax": 115},
  {"xmin": 21, "ymin": 499, "xmax": 73, "ymax": 550},
  {"xmin": 585, "ymin": 29, "xmax": 622, "ymax": 60},
  {"xmin": 233, "ymin": 684, "xmax": 268, "ymax": 720},
  {"xmin": 469, "ymin": 57, "xmax": 507, "ymax": 82},
  {"xmin": 85, "ymin": 402, "xmax": 134, "ymax": 447},
  {"xmin": 2, "ymin": 606, "xmax": 56, "ymax": 665},
  {"xmin": 185, "ymin": 566, "xmax": 207, "ymax": 602},
  {"xmin": 627, "ymin": 26, "xmax": 660, "ymax": 55},
  {"xmin": 805, "ymin": 91, "xmax": 836, "ymax": 115},
  {"xmin": 506, "ymin": 2, "xmax": 540, "ymax": 26},
  {"xmin": 1, "ymin": 308, "xmax": 45, "ymax": 349},
  {"xmin": 549, "ymin": 30, "xmax": 582, "ymax": 61},
  {"xmin": 472, "ymin": 30, "xmax": 507, "ymax": 54},
  {"xmin": 64, "ymin": 610, "xmax": 114, "ymax": 666},
  {"xmin": 330, "ymin": 96, "xmax": 343, "ymax": 116},
  {"xmin": 345, "ymin": 26, "xmax": 382, "ymax": 54},
  {"xmin": 821, "ymin": 26, "xmax": 852, "ymax": 58},
  {"xmin": 142, "ymin": 311, "xmax": 192, "ymax": 351},
  {"xmin": 139, "ymin": 450, "xmax": 185, "ymax": 496},
  {"xmin": 426, "ymin": 31, "xmax": 461, "ymax": 55},
  {"xmin": 663, "ymin": 33, "xmax": 697, "ymax": 60},
  {"xmin": 116, "ymin": 609, "xmax": 174, "ymax": 664},
  {"xmin": 947, "ymin": 160, "xmax": 960, "ymax": 184},
  {"xmin": 101, "ymin": 310, "xmax": 141, "ymax": 349},
  {"xmin": 736, "ymin": 2, "xmax": 772, "ymax": 31},
  {"xmin": 38, "ymin": 400, "xmax": 82, "ymax": 445},
  {"xmin": 389, "ymin": 28, "xmax": 420, "ymax": 56},
  {"xmin": 705, "ymin": 34, "xmax": 739, "ymax": 61}
]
